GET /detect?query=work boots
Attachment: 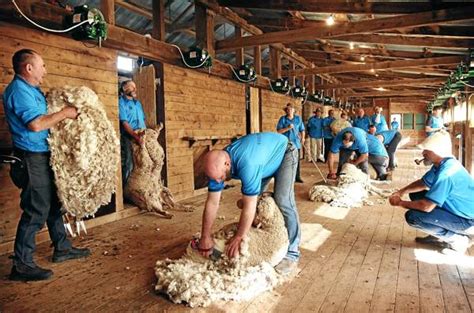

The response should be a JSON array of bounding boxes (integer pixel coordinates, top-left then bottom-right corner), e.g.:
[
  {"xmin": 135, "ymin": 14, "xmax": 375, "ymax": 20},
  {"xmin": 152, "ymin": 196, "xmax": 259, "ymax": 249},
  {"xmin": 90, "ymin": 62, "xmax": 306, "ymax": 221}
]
[
  {"xmin": 9, "ymin": 263, "xmax": 53, "ymax": 281},
  {"xmin": 52, "ymin": 247, "xmax": 91, "ymax": 263}
]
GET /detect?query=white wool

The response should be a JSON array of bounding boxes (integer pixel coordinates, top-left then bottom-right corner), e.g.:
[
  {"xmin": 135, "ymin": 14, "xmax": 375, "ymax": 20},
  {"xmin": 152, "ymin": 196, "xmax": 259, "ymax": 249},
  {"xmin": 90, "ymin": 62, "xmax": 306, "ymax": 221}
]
[
  {"xmin": 124, "ymin": 126, "xmax": 194, "ymax": 218},
  {"xmin": 154, "ymin": 195, "xmax": 289, "ymax": 307},
  {"xmin": 47, "ymin": 86, "xmax": 119, "ymax": 218}
]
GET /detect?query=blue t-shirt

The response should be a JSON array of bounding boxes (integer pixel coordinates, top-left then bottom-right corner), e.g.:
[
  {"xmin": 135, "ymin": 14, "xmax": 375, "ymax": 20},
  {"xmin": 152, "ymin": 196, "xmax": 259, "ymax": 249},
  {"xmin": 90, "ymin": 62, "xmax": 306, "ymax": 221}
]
[
  {"xmin": 422, "ymin": 158, "xmax": 474, "ymax": 219},
  {"xmin": 118, "ymin": 96, "xmax": 146, "ymax": 130},
  {"xmin": 2, "ymin": 75, "xmax": 49, "ymax": 152},
  {"xmin": 353, "ymin": 116, "xmax": 371, "ymax": 132},
  {"xmin": 330, "ymin": 127, "xmax": 369, "ymax": 154},
  {"xmin": 426, "ymin": 115, "xmax": 444, "ymax": 136},
  {"xmin": 208, "ymin": 133, "xmax": 288, "ymax": 196},
  {"xmin": 323, "ymin": 116, "xmax": 335, "ymax": 139},
  {"xmin": 276, "ymin": 115, "xmax": 304, "ymax": 149},
  {"xmin": 306, "ymin": 116, "xmax": 324, "ymax": 139},
  {"xmin": 367, "ymin": 134, "xmax": 388, "ymax": 157},
  {"xmin": 377, "ymin": 130, "xmax": 397, "ymax": 144},
  {"xmin": 371, "ymin": 113, "xmax": 388, "ymax": 133},
  {"xmin": 391, "ymin": 121, "xmax": 399, "ymax": 130}
]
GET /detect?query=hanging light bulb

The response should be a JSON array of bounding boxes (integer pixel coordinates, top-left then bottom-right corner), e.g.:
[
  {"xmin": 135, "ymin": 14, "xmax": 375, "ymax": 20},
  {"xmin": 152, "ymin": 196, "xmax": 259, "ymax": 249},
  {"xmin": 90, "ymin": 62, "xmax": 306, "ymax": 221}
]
[
  {"xmin": 360, "ymin": 55, "xmax": 365, "ymax": 62},
  {"xmin": 349, "ymin": 42, "xmax": 354, "ymax": 50},
  {"xmin": 326, "ymin": 14, "xmax": 335, "ymax": 26}
]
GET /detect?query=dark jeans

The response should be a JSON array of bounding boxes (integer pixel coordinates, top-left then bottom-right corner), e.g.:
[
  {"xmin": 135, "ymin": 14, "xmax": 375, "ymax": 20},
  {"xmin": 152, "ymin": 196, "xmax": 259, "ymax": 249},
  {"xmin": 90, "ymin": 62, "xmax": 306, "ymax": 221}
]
[
  {"xmin": 337, "ymin": 148, "xmax": 369, "ymax": 175},
  {"xmin": 296, "ymin": 149, "xmax": 302, "ymax": 180},
  {"xmin": 121, "ymin": 135, "xmax": 133, "ymax": 187},
  {"xmin": 11, "ymin": 149, "xmax": 71, "ymax": 267},
  {"xmin": 386, "ymin": 132, "xmax": 402, "ymax": 169},
  {"xmin": 323, "ymin": 138, "xmax": 333, "ymax": 162},
  {"xmin": 405, "ymin": 191, "xmax": 474, "ymax": 243},
  {"xmin": 369, "ymin": 155, "xmax": 389, "ymax": 179}
]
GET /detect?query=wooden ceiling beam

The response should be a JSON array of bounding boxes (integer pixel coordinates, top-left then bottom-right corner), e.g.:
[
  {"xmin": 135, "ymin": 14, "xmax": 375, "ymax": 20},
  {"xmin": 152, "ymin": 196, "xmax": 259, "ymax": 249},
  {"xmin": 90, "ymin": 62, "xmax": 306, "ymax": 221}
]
[
  {"xmin": 315, "ymin": 77, "xmax": 445, "ymax": 91},
  {"xmin": 216, "ymin": 6, "xmax": 474, "ymax": 50},
  {"xmin": 345, "ymin": 90, "xmax": 434, "ymax": 98}
]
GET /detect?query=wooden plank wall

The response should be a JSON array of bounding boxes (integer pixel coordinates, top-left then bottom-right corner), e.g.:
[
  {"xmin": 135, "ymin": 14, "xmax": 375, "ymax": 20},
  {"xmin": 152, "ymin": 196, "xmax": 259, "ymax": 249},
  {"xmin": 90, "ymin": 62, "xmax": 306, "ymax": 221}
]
[
  {"xmin": 0, "ymin": 22, "xmax": 121, "ymax": 248},
  {"xmin": 390, "ymin": 101, "xmax": 426, "ymax": 146},
  {"xmin": 162, "ymin": 64, "xmax": 246, "ymax": 200},
  {"xmin": 260, "ymin": 89, "xmax": 302, "ymax": 132}
]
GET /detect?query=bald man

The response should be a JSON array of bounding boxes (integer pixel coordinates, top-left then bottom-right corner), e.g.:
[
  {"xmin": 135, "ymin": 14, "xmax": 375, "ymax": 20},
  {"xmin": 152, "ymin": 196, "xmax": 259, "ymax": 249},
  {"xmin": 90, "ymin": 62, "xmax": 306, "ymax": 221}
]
[{"xmin": 198, "ymin": 132, "xmax": 301, "ymax": 275}]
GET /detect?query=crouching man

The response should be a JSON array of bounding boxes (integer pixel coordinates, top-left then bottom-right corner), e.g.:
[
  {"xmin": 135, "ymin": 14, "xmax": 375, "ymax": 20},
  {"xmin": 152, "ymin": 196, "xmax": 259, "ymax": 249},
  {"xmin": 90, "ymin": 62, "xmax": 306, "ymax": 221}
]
[
  {"xmin": 197, "ymin": 132, "xmax": 301, "ymax": 275},
  {"xmin": 388, "ymin": 131, "xmax": 474, "ymax": 254}
]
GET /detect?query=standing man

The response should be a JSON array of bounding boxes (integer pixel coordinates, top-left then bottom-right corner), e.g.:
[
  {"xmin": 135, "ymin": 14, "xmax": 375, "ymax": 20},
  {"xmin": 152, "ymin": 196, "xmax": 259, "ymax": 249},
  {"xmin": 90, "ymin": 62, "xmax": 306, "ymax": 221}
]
[
  {"xmin": 366, "ymin": 134, "xmax": 389, "ymax": 180},
  {"xmin": 353, "ymin": 108, "xmax": 371, "ymax": 132},
  {"xmin": 425, "ymin": 105, "xmax": 445, "ymax": 137},
  {"xmin": 371, "ymin": 106, "xmax": 388, "ymax": 133},
  {"xmin": 277, "ymin": 103, "xmax": 305, "ymax": 183},
  {"xmin": 119, "ymin": 80, "xmax": 146, "ymax": 186},
  {"xmin": 369, "ymin": 126, "xmax": 403, "ymax": 171},
  {"xmin": 327, "ymin": 127, "xmax": 369, "ymax": 180},
  {"xmin": 391, "ymin": 117, "xmax": 399, "ymax": 130},
  {"xmin": 322, "ymin": 109, "xmax": 336, "ymax": 162},
  {"xmin": 3, "ymin": 49, "xmax": 90, "ymax": 281},
  {"xmin": 389, "ymin": 131, "xmax": 474, "ymax": 254},
  {"xmin": 306, "ymin": 108, "xmax": 325, "ymax": 162},
  {"xmin": 197, "ymin": 132, "xmax": 301, "ymax": 275}
]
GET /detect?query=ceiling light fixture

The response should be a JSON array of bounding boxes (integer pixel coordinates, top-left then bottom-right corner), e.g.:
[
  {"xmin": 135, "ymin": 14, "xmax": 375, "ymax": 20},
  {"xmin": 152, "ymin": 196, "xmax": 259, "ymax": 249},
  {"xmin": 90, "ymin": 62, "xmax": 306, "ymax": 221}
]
[
  {"xmin": 349, "ymin": 42, "xmax": 354, "ymax": 50},
  {"xmin": 326, "ymin": 14, "xmax": 335, "ymax": 26},
  {"xmin": 360, "ymin": 55, "xmax": 365, "ymax": 62}
]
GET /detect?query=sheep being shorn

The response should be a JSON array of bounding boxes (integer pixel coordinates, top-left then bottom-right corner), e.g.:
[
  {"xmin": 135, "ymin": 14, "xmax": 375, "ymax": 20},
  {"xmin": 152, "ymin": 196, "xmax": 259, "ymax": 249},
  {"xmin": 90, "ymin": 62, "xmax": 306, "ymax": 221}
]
[
  {"xmin": 154, "ymin": 195, "xmax": 289, "ymax": 307},
  {"xmin": 309, "ymin": 163, "xmax": 393, "ymax": 208},
  {"xmin": 47, "ymin": 86, "xmax": 119, "ymax": 218},
  {"xmin": 124, "ymin": 125, "xmax": 194, "ymax": 218}
]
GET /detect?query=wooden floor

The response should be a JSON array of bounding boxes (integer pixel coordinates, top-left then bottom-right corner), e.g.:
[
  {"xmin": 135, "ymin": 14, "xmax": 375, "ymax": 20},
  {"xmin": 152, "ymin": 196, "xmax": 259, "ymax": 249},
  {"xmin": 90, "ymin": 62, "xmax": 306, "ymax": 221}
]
[{"xmin": 1, "ymin": 149, "xmax": 473, "ymax": 312}]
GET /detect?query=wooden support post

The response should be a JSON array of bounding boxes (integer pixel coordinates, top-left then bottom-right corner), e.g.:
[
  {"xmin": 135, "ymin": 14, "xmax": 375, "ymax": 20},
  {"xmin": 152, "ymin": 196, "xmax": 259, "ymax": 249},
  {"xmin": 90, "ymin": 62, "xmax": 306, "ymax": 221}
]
[
  {"xmin": 195, "ymin": 3, "xmax": 215, "ymax": 57},
  {"xmin": 101, "ymin": 0, "xmax": 115, "ymax": 25},
  {"xmin": 235, "ymin": 26, "xmax": 244, "ymax": 66},
  {"xmin": 253, "ymin": 45, "xmax": 261, "ymax": 75},
  {"xmin": 152, "ymin": 0, "xmax": 165, "ymax": 40},
  {"xmin": 269, "ymin": 47, "xmax": 281, "ymax": 79},
  {"xmin": 308, "ymin": 75, "xmax": 315, "ymax": 94},
  {"xmin": 289, "ymin": 60, "xmax": 296, "ymax": 86}
]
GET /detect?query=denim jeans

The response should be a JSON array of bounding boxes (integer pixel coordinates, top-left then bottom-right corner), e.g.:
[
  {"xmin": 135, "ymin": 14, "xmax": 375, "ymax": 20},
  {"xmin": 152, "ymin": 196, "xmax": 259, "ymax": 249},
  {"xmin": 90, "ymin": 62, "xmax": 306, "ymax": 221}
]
[
  {"xmin": 337, "ymin": 148, "xmax": 369, "ymax": 175},
  {"xmin": 405, "ymin": 191, "xmax": 474, "ymax": 244},
  {"xmin": 369, "ymin": 155, "xmax": 389, "ymax": 179},
  {"xmin": 120, "ymin": 135, "xmax": 133, "ymax": 187},
  {"xmin": 11, "ymin": 150, "xmax": 71, "ymax": 267},
  {"xmin": 323, "ymin": 138, "xmax": 333, "ymax": 162},
  {"xmin": 262, "ymin": 142, "xmax": 301, "ymax": 261},
  {"xmin": 386, "ymin": 132, "xmax": 402, "ymax": 169}
]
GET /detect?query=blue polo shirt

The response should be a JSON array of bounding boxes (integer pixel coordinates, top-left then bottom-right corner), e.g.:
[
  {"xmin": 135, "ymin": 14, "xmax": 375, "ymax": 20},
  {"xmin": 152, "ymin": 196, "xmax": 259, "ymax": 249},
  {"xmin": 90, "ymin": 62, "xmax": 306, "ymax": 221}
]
[
  {"xmin": 371, "ymin": 113, "xmax": 388, "ymax": 133},
  {"xmin": 353, "ymin": 116, "xmax": 371, "ymax": 132},
  {"xmin": 2, "ymin": 75, "xmax": 49, "ymax": 152},
  {"xmin": 323, "ymin": 116, "xmax": 335, "ymax": 139},
  {"xmin": 367, "ymin": 134, "xmax": 388, "ymax": 157},
  {"xmin": 391, "ymin": 121, "xmax": 399, "ymax": 130},
  {"xmin": 307, "ymin": 116, "xmax": 324, "ymax": 139},
  {"xmin": 426, "ymin": 115, "xmax": 444, "ymax": 136},
  {"xmin": 377, "ymin": 130, "xmax": 397, "ymax": 144},
  {"xmin": 330, "ymin": 127, "xmax": 369, "ymax": 154},
  {"xmin": 208, "ymin": 133, "xmax": 288, "ymax": 196},
  {"xmin": 422, "ymin": 158, "xmax": 474, "ymax": 219},
  {"xmin": 276, "ymin": 115, "xmax": 304, "ymax": 149},
  {"xmin": 118, "ymin": 96, "xmax": 146, "ymax": 130}
]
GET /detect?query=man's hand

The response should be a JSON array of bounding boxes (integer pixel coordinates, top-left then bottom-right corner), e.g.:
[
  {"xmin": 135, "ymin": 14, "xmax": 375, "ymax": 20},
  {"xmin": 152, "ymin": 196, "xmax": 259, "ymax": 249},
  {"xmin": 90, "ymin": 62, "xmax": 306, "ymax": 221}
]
[
  {"xmin": 225, "ymin": 235, "xmax": 243, "ymax": 258},
  {"xmin": 197, "ymin": 236, "xmax": 214, "ymax": 258},
  {"xmin": 287, "ymin": 124, "xmax": 294, "ymax": 130},
  {"xmin": 327, "ymin": 173, "xmax": 337, "ymax": 180},
  {"xmin": 62, "ymin": 106, "xmax": 78, "ymax": 119},
  {"xmin": 134, "ymin": 132, "xmax": 144, "ymax": 145},
  {"xmin": 389, "ymin": 194, "xmax": 401, "ymax": 206}
]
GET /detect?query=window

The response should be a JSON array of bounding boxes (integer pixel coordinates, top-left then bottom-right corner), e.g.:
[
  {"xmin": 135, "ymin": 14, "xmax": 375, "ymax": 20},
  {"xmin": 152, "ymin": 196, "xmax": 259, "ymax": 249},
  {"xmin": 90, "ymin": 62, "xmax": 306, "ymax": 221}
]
[
  {"xmin": 415, "ymin": 113, "xmax": 425, "ymax": 130},
  {"xmin": 117, "ymin": 55, "xmax": 134, "ymax": 72},
  {"xmin": 402, "ymin": 113, "xmax": 414, "ymax": 129}
]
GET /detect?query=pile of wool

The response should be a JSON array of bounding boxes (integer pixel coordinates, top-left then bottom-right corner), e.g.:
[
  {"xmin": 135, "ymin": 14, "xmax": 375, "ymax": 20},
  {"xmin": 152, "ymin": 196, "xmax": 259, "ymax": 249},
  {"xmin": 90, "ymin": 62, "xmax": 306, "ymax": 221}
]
[
  {"xmin": 155, "ymin": 195, "xmax": 289, "ymax": 307},
  {"xmin": 309, "ymin": 163, "xmax": 392, "ymax": 208},
  {"xmin": 47, "ymin": 86, "xmax": 119, "ymax": 218},
  {"xmin": 124, "ymin": 125, "xmax": 194, "ymax": 218}
]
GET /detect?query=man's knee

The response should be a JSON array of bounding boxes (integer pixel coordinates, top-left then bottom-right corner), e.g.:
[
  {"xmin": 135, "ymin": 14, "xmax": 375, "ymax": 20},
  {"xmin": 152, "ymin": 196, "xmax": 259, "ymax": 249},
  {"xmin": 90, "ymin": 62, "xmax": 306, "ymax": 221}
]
[{"xmin": 405, "ymin": 210, "xmax": 420, "ymax": 226}]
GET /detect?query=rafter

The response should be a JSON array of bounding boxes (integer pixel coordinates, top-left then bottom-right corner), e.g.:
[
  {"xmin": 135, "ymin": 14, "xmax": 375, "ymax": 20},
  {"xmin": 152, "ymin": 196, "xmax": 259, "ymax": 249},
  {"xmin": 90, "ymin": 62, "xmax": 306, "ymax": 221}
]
[
  {"xmin": 314, "ymin": 77, "xmax": 445, "ymax": 91},
  {"xmin": 345, "ymin": 90, "xmax": 434, "ymax": 98}
]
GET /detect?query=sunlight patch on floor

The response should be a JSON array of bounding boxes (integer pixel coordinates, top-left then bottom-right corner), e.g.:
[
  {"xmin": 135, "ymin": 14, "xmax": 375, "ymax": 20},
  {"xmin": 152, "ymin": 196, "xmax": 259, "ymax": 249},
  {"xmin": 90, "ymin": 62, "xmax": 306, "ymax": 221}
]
[
  {"xmin": 414, "ymin": 248, "xmax": 474, "ymax": 267},
  {"xmin": 300, "ymin": 223, "xmax": 332, "ymax": 252},
  {"xmin": 313, "ymin": 203, "xmax": 351, "ymax": 220}
]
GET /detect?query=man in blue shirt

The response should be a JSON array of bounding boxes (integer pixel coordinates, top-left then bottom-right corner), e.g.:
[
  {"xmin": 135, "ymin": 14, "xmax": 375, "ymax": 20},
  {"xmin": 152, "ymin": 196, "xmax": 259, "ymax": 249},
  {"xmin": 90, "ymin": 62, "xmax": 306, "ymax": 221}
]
[
  {"xmin": 327, "ymin": 127, "xmax": 369, "ymax": 179},
  {"xmin": 277, "ymin": 103, "xmax": 305, "ymax": 183},
  {"xmin": 306, "ymin": 108, "xmax": 324, "ymax": 162},
  {"xmin": 391, "ymin": 117, "xmax": 399, "ymax": 130},
  {"xmin": 119, "ymin": 80, "xmax": 146, "ymax": 186},
  {"xmin": 425, "ymin": 105, "xmax": 445, "ymax": 137},
  {"xmin": 322, "ymin": 109, "xmax": 336, "ymax": 162},
  {"xmin": 369, "ymin": 126, "xmax": 403, "ymax": 171},
  {"xmin": 353, "ymin": 108, "xmax": 371, "ymax": 132},
  {"xmin": 3, "ymin": 49, "xmax": 90, "ymax": 281},
  {"xmin": 389, "ymin": 130, "xmax": 474, "ymax": 254},
  {"xmin": 367, "ymin": 134, "xmax": 389, "ymax": 180},
  {"xmin": 371, "ymin": 106, "xmax": 388, "ymax": 133},
  {"xmin": 197, "ymin": 132, "xmax": 301, "ymax": 275}
]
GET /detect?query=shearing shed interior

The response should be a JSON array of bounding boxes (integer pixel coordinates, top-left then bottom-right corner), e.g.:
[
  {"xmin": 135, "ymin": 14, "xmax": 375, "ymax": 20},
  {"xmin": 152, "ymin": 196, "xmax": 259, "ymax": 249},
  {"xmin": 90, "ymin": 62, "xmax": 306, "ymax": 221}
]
[{"xmin": 0, "ymin": 0, "xmax": 474, "ymax": 312}]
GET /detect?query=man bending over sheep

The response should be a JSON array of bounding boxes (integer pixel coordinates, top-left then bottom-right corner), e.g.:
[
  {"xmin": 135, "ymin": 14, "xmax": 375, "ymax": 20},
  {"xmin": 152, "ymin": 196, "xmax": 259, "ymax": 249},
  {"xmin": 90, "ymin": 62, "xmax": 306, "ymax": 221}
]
[
  {"xmin": 3, "ymin": 49, "xmax": 90, "ymax": 281},
  {"xmin": 198, "ymin": 132, "xmax": 301, "ymax": 275}
]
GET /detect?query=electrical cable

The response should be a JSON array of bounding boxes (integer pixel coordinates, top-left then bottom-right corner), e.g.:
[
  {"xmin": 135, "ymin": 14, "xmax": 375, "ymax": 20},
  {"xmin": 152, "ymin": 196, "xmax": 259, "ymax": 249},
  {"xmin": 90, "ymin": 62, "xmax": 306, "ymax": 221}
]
[
  {"xmin": 458, "ymin": 80, "xmax": 474, "ymax": 88},
  {"xmin": 170, "ymin": 44, "xmax": 211, "ymax": 69},
  {"xmin": 11, "ymin": 0, "xmax": 93, "ymax": 33},
  {"xmin": 228, "ymin": 65, "xmax": 257, "ymax": 83}
]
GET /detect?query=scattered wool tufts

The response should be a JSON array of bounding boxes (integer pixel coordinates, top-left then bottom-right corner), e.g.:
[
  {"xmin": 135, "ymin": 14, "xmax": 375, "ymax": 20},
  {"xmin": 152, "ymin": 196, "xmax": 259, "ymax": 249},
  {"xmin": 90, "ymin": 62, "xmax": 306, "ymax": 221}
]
[
  {"xmin": 308, "ymin": 163, "xmax": 393, "ymax": 208},
  {"xmin": 47, "ymin": 86, "xmax": 119, "ymax": 218},
  {"xmin": 154, "ymin": 195, "xmax": 289, "ymax": 307},
  {"xmin": 124, "ymin": 124, "xmax": 194, "ymax": 218}
]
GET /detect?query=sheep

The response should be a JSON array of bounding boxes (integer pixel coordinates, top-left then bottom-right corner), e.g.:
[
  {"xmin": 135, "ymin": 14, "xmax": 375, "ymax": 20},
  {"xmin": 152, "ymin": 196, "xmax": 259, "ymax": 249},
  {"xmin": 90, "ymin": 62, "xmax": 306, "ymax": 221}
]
[
  {"xmin": 124, "ymin": 124, "xmax": 194, "ymax": 218},
  {"xmin": 154, "ymin": 194, "xmax": 289, "ymax": 307},
  {"xmin": 47, "ymin": 86, "xmax": 119, "ymax": 218},
  {"xmin": 309, "ymin": 163, "xmax": 393, "ymax": 208}
]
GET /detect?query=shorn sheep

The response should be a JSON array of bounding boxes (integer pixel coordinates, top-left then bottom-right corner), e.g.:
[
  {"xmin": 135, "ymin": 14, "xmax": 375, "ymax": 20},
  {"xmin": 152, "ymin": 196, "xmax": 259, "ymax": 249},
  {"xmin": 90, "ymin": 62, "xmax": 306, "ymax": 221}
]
[
  {"xmin": 155, "ymin": 195, "xmax": 289, "ymax": 307},
  {"xmin": 309, "ymin": 163, "xmax": 393, "ymax": 208},
  {"xmin": 47, "ymin": 86, "xmax": 119, "ymax": 219},
  {"xmin": 124, "ymin": 124, "xmax": 194, "ymax": 218}
]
